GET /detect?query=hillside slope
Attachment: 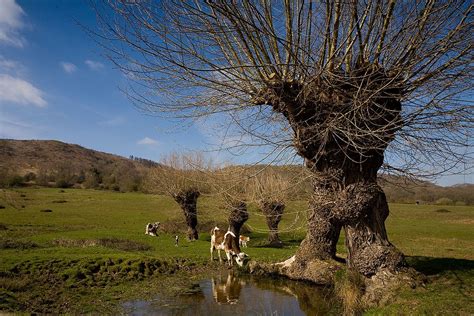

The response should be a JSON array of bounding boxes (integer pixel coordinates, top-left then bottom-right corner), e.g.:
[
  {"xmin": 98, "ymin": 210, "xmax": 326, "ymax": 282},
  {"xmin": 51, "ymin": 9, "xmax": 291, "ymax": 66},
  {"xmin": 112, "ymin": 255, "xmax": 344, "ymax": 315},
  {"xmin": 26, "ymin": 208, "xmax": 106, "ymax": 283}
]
[{"xmin": 0, "ymin": 139, "xmax": 158, "ymax": 191}]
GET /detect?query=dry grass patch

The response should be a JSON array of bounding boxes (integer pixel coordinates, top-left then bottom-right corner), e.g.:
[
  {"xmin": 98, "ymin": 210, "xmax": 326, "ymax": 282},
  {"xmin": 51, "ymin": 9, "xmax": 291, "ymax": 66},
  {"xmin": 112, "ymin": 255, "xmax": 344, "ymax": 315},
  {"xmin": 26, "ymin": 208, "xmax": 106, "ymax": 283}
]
[
  {"xmin": 0, "ymin": 276, "xmax": 31, "ymax": 292},
  {"xmin": 444, "ymin": 219, "xmax": 474, "ymax": 225},
  {"xmin": 52, "ymin": 238, "xmax": 152, "ymax": 251},
  {"xmin": 0, "ymin": 239, "xmax": 39, "ymax": 250},
  {"xmin": 335, "ymin": 270, "xmax": 365, "ymax": 316}
]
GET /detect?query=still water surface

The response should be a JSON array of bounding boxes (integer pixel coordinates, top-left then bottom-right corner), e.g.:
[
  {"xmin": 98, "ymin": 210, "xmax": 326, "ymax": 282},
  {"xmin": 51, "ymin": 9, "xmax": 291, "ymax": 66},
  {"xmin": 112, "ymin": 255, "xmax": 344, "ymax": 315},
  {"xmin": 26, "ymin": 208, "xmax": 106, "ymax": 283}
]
[{"xmin": 122, "ymin": 272, "xmax": 340, "ymax": 315}]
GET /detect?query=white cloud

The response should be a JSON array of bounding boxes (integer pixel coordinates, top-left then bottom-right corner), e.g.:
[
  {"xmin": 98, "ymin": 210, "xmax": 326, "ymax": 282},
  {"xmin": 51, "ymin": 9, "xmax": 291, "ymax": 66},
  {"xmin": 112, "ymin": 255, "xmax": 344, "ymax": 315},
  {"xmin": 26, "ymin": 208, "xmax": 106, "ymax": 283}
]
[
  {"xmin": 60, "ymin": 62, "xmax": 77, "ymax": 74},
  {"xmin": 0, "ymin": 74, "xmax": 46, "ymax": 107},
  {"xmin": 0, "ymin": 0, "xmax": 26, "ymax": 47},
  {"xmin": 85, "ymin": 60, "xmax": 104, "ymax": 71},
  {"xmin": 137, "ymin": 137, "xmax": 159, "ymax": 146},
  {"xmin": 0, "ymin": 55, "xmax": 27, "ymax": 76}
]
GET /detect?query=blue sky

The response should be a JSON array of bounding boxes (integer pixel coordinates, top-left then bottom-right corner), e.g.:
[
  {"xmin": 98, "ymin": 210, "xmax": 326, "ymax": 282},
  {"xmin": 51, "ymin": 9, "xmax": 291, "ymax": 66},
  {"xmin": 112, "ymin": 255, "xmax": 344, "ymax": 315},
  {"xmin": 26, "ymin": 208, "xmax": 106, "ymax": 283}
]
[
  {"xmin": 0, "ymin": 0, "xmax": 471, "ymax": 186},
  {"xmin": 0, "ymin": 0, "xmax": 210, "ymax": 160}
]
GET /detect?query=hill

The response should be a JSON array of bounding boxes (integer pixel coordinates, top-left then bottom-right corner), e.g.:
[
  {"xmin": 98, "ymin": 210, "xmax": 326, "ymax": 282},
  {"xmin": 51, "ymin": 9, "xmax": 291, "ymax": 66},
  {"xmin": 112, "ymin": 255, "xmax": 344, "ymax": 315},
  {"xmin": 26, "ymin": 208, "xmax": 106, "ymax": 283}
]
[{"xmin": 0, "ymin": 139, "xmax": 159, "ymax": 191}]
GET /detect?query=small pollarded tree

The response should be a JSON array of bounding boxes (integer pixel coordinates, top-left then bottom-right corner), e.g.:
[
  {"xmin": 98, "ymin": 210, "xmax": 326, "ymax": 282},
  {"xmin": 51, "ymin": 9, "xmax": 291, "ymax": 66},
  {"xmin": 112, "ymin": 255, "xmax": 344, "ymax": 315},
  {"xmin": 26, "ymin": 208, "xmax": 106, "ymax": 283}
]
[
  {"xmin": 213, "ymin": 166, "xmax": 250, "ymax": 237},
  {"xmin": 147, "ymin": 152, "xmax": 212, "ymax": 241},
  {"xmin": 250, "ymin": 170, "xmax": 291, "ymax": 246},
  {"xmin": 97, "ymin": 1, "xmax": 473, "ymax": 285}
]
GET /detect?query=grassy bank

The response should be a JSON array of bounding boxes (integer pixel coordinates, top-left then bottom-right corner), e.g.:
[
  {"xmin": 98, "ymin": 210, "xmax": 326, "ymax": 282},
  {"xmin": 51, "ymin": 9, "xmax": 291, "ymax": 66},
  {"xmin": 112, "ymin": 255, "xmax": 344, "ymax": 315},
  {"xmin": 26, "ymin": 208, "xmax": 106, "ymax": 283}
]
[{"xmin": 1, "ymin": 188, "xmax": 473, "ymax": 314}]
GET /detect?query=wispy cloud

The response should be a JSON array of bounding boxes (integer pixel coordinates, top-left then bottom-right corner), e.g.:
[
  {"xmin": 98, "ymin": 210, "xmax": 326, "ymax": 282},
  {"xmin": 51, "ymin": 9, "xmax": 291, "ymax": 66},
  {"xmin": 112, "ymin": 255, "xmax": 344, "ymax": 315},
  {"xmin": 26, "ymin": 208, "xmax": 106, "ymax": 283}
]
[
  {"xmin": 98, "ymin": 116, "xmax": 126, "ymax": 127},
  {"xmin": 137, "ymin": 137, "xmax": 159, "ymax": 146},
  {"xmin": 60, "ymin": 62, "xmax": 77, "ymax": 74},
  {"xmin": 0, "ymin": 74, "xmax": 46, "ymax": 107},
  {"xmin": 85, "ymin": 60, "xmax": 104, "ymax": 71},
  {"xmin": 0, "ymin": 0, "xmax": 26, "ymax": 47},
  {"xmin": 0, "ymin": 55, "xmax": 26, "ymax": 76},
  {"xmin": 0, "ymin": 116, "xmax": 41, "ymax": 139}
]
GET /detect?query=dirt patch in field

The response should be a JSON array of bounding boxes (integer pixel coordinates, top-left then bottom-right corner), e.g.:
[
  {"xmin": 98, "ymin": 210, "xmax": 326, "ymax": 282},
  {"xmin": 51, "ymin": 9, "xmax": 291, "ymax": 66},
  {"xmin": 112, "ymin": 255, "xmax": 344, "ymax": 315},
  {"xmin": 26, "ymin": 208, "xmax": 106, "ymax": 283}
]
[
  {"xmin": 0, "ymin": 239, "xmax": 39, "ymax": 249},
  {"xmin": 53, "ymin": 238, "xmax": 152, "ymax": 251},
  {"xmin": 444, "ymin": 219, "xmax": 474, "ymax": 225}
]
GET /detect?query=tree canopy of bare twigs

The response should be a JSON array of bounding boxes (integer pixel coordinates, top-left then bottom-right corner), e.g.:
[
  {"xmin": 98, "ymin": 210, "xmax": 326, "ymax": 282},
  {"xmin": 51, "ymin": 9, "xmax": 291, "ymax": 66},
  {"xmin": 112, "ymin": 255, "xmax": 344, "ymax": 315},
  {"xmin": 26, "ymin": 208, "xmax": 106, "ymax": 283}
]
[
  {"xmin": 146, "ymin": 152, "xmax": 214, "ymax": 240},
  {"xmin": 96, "ymin": 0, "xmax": 472, "ymax": 178},
  {"xmin": 249, "ymin": 170, "xmax": 291, "ymax": 245},
  {"xmin": 96, "ymin": 0, "xmax": 473, "ymax": 285}
]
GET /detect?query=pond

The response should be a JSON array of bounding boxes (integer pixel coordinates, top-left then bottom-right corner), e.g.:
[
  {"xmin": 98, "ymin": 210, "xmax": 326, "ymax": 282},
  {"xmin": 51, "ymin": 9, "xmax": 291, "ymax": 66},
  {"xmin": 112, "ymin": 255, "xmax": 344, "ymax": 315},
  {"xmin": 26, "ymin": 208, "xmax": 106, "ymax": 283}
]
[{"xmin": 122, "ymin": 271, "xmax": 341, "ymax": 315}]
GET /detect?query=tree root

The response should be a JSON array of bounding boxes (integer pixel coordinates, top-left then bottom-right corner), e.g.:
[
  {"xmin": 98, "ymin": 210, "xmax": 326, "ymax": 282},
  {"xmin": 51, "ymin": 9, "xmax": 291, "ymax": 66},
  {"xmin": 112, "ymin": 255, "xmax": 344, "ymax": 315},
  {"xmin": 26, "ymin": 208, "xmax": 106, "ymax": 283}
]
[{"xmin": 248, "ymin": 256, "xmax": 425, "ymax": 307}]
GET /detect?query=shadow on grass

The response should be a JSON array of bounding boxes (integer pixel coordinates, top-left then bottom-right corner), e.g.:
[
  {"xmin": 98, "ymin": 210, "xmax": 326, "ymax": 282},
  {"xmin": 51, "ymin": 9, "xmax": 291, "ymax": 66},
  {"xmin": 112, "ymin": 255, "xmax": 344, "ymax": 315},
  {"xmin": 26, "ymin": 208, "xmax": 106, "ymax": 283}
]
[{"xmin": 407, "ymin": 256, "xmax": 474, "ymax": 276}]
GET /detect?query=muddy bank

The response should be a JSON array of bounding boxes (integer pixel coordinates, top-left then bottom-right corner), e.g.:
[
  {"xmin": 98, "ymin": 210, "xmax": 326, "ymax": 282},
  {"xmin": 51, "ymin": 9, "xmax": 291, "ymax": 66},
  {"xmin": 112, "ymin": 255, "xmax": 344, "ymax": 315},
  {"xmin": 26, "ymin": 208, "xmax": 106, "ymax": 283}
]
[{"xmin": 0, "ymin": 257, "xmax": 211, "ymax": 314}]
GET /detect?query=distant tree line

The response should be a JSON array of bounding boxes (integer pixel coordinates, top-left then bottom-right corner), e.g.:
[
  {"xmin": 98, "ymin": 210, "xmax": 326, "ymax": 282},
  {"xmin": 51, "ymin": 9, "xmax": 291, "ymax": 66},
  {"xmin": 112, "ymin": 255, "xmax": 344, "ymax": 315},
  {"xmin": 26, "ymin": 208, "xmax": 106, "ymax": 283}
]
[
  {"xmin": 0, "ymin": 159, "xmax": 144, "ymax": 192},
  {"xmin": 1, "ymin": 161, "xmax": 472, "ymax": 205},
  {"xmin": 382, "ymin": 182, "xmax": 474, "ymax": 206},
  {"xmin": 128, "ymin": 155, "xmax": 161, "ymax": 168}
]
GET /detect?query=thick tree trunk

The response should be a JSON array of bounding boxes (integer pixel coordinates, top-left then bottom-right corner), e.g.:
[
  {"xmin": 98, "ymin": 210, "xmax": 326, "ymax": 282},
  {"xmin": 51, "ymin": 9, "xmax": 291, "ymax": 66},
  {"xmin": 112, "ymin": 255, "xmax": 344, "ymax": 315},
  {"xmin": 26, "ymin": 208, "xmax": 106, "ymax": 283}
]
[
  {"xmin": 344, "ymin": 187, "xmax": 406, "ymax": 276},
  {"xmin": 295, "ymin": 196, "xmax": 342, "ymax": 262},
  {"xmin": 261, "ymin": 201, "xmax": 285, "ymax": 246},
  {"xmin": 294, "ymin": 158, "xmax": 406, "ymax": 277},
  {"xmin": 172, "ymin": 189, "xmax": 200, "ymax": 241}
]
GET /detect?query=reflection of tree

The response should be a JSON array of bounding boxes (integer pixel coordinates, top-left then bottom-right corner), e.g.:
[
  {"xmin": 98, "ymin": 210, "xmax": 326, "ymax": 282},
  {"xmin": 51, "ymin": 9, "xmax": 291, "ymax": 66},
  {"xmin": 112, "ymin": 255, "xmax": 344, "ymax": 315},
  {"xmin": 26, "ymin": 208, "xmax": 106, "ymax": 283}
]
[{"xmin": 251, "ymin": 276, "xmax": 339, "ymax": 315}]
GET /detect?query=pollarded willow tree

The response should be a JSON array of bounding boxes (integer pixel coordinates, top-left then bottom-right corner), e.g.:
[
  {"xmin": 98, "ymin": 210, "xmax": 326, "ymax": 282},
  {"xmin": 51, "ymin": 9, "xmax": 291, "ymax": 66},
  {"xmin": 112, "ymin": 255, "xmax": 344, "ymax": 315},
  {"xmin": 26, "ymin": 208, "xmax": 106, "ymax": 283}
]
[
  {"xmin": 97, "ymin": 1, "xmax": 473, "ymax": 283},
  {"xmin": 146, "ymin": 152, "xmax": 212, "ymax": 241},
  {"xmin": 250, "ymin": 170, "xmax": 291, "ymax": 246}
]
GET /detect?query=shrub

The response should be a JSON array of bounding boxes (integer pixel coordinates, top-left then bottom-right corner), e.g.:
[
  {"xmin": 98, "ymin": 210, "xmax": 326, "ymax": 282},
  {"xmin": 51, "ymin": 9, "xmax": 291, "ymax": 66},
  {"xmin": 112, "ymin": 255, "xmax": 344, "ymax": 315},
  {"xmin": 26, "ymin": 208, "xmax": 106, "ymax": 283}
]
[
  {"xmin": 23, "ymin": 172, "xmax": 37, "ymax": 182},
  {"xmin": 435, "ymin": 197, "xmax": 454, "ymax": 205},
  {"xmin": 7, "ymin": 176, "xmax": 24, "ymax": 187}
]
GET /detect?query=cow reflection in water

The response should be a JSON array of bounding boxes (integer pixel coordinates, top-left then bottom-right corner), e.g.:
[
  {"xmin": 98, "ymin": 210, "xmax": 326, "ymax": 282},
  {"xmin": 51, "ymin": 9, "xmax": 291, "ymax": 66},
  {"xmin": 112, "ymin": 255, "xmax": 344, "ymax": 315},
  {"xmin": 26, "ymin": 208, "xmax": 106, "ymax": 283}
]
[{"xmin": 212, "ymin": 273, "xmax": 245, "ymax": 305}]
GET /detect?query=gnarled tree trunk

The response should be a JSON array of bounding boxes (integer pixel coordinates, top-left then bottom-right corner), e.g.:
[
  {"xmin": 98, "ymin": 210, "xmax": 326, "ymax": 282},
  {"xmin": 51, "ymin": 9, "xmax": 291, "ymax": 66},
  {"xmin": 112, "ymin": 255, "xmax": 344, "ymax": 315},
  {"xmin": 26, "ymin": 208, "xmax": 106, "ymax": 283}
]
[
  {"xmin": 260, "ymin": 201, "xmax": 285, "ymax": 247},
  {"xmin": 172, "ymin": 189, "xmax": 200, "ymax": 241},
  {"xmin": 252, "ymin": 68, "xmax": 408, "ymax": 282},
  {"xmin": 295, "ymin": 161, "xmax": 406, "ymax": 277}
]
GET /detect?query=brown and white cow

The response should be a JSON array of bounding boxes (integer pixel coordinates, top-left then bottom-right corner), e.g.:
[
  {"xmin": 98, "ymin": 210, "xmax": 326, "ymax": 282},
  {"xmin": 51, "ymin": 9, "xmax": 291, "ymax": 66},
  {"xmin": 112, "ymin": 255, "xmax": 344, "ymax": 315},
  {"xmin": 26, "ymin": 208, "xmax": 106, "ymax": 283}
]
[
  {"xmin": 210, "ymin": 227, "xmax": 249, "ymax": 267},
  {"xmin": 239, "ymin": 235, "xmax": 250, "ymax": 248}
]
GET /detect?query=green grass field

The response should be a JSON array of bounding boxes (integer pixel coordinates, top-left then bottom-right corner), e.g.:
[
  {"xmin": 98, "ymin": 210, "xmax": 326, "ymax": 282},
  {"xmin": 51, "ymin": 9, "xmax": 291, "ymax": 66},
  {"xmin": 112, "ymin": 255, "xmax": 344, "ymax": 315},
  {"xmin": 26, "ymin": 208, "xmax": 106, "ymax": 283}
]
[{"xmin": 1, "ymin": 188, "xmax": 473, "ymax": 314}]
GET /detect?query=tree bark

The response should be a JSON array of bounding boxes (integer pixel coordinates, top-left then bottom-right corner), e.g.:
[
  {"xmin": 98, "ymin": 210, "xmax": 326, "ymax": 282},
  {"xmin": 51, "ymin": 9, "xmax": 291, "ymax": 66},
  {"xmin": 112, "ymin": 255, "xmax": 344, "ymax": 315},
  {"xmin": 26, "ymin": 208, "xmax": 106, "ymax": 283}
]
[
  {"xmin": 172, "ymin": 189, "xmax": 200, "ymax": 241},
  {"xmin": 294, "ymin": 157, "xmax": 407, "ymax": 277},
  {"xmin": 261, "ymin": 201, "xmax": 285, "ymax": 246}
]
